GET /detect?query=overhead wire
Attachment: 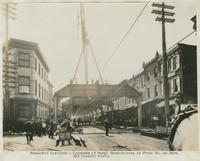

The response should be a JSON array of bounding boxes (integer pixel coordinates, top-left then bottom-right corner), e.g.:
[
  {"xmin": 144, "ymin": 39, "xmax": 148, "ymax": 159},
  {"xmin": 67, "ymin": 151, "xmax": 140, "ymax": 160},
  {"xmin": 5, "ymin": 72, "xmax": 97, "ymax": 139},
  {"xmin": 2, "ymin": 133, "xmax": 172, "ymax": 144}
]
[
  {"xmin": 101, "ymin": 2, "xmax": 149, "ymax": 73},
  {"xmin": 74, "ymin": 3, "xmax": 149, "ymax": 117},
  {"xmin": 72, "ymin": 3, "xmax": 196, "ymax": 118},
  {"xmin": 78, "ymin": 30, "xmax": 197, "ymax": 117},
  {"xmin": 167, "ymin": 30, "xmax": 196, "ymax": 52},
  {"xmin": 75, "ymin": 2, "xmax": 149, "ymax": 117}
]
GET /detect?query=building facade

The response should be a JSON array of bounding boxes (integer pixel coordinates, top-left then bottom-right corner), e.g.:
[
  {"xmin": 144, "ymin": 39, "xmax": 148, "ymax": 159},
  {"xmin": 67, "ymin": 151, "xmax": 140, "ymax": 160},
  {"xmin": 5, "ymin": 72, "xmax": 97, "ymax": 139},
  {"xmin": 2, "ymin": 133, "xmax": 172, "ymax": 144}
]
[
  {"xmin": 48, "ymin": 80, "xmax": 54, "ymax": 119},
  {"xmin": 3, "ymin": 38, "xmax": 53, "ymax": 130},
  {"xmin": 86, "ymin": 43, "xmax": 197, "ymax": 128},
  {"xmin": 129, "ymin": 43, "xmax": 197, "ymax": 127}
]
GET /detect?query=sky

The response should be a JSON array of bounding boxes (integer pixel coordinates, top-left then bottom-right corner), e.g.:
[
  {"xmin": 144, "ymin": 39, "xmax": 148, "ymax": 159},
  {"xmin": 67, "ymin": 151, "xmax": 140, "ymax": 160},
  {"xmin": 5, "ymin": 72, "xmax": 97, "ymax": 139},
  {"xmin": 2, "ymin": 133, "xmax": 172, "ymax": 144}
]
[{"xmin": 3, "ymin": 1, "xmax": 198, "ymax": 92}]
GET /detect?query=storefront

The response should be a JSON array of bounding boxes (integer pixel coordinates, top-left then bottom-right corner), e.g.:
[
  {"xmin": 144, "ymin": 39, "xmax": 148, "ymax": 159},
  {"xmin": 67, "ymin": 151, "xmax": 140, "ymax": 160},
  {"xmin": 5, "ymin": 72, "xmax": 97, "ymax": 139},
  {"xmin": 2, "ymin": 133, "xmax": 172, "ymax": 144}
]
[
  {"xmin": 9, "ymin": 97, "xmax": 49, "ymax": 131},
  {"xmin": 142, "ymin": 98, "xmax": 176, "ymax": 128}
]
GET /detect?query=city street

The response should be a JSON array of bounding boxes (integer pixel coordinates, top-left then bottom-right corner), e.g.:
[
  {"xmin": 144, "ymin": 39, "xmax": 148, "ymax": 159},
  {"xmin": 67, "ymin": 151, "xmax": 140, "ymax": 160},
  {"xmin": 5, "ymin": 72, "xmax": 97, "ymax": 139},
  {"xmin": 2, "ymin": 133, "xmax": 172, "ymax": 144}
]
[
  {"xmin": 4, "ymin": 127, "xmax": 169, "ymax": 151},
  {"xmin": 1, "ymin": 2, "xmax": 198, "ymax": 157}
]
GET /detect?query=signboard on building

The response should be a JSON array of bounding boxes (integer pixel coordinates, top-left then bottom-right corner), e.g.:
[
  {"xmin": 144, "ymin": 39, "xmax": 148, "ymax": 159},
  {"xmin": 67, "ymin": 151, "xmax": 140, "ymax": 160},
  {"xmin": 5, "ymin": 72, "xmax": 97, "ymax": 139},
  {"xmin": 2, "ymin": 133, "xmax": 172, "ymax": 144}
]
[
  {"xmin": 19, "ymin": 86, "xmax": 30, "ymax": 94},
  {"xmin": 156, "ymin": 99, "xmax": 176, "ymax": 107}
]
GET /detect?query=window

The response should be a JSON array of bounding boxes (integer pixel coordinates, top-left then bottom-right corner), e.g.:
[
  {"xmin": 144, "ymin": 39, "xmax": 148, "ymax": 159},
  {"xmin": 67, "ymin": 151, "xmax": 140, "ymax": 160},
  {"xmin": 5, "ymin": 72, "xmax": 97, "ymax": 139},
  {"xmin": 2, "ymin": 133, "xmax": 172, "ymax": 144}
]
[
  {"xmin": 44, "ymin": 89, "xmax": 45, "ymax": 101},
  {"xmin": 154, "ymin": 84, "xmax": 158, "ymax": 97},
  {"xmin": 168, "ymin": 58, "xmax": 171, "ymax": 73},
  {"xmin": 46, "ymin": 90, "xmax": 47, "ymax": 101},
  {"xmin": 146, "ymin": 71, "xmax": 150, "ymax": 81},
  {"xmin": 43, "ymin": 87, "xmax": 44, "ymax": 100},
  {"xmin": 47, "ymin": 91, "xmax": 49, "ymax": 101},
  {"xmin": 42, "ymin": 86, "xmax": 43, "ymax": 100},
  {"xmin": 161, "ymin": 83, "xmax": 164, "ymax": 97},
  {"xmin": 39, "ymin": 83, "xmax": 41, "ymax": 98},
  {"xmin": 159, "ymin": 62, "xmax": 162, "ymax": 72},
  {"xmin": 172, "ymin": 56, "xmax": 177, "ymax": 70},
  {"xmin": 44, "ymin": 72, "xmax": 46, "ymax": 81},
  {"xmin": 160, "ymin": 63, "xmax": 163, "ymax": 76},
  {"xmin": 19, "ymin": 76, "xmax": 30, "ymax": 94},
  {"xmin": 19, "ymin": 52, "xmax": 30, "ymax": 67},
  {"xmin": 140, "ymin": 77, "xmax": 143, "ymax": 87},
  {"xmin": 173, "ymin": 78, "xmax": 178, "ymax": 93},
  {"xmin": 35, "ymin": 80, "xmax": 37, "ymax": 96},
  {"xmin": 147, "ymin": 87, "xmax": 150, "ymax": 99},
  {"xmin": 168, "ymin": 81, "xmax": 171, "ymax": 95},
  {"xmin": 38, "ymin": 63, "xmax": 40, "ymax": 75},
  {"xmin": 45, "ymin": 89, "xmax": 47, "ymax": 101},
  {"xmin": 140, "ymin": 92, "xmax": 144, "ymax": 101},
  {"xmin": 129, "ymin": 98, "xmax": 132, "ymax": 104},
  {"xmin": 35, "ymin": 57, "xmax": 37, "ymax": 71},
  {"xmin": 42, "ymin": 68, "xmax": 43, "ymax": 79},
  {"xmin": 43, "ymin": 88, "xmax": 45, "ymax": 100},
  {"xmin": 45, "ymin": 89, "xmax": 46, "ymax": 101},
  {"xmin": 154, "ymin": 66, "xmax": 158, "ymax": 78},
  {"xmin": 19, "ymin": 76, "xmax": 30, "ymax": 86},
  {"xmin": 136, "ymin": 79, "xmax": 139, "ymax": 89}
]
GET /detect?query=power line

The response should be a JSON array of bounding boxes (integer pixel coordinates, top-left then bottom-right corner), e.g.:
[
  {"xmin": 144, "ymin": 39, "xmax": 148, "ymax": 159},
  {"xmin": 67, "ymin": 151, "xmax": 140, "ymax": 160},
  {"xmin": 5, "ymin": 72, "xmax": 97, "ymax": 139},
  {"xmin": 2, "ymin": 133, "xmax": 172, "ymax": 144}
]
[
  {"xmin": 76, "ymin": 76, "xmax": 139, "ymax": 116},
  {"xmin": 102, "ymin": 2, "xmax": 149, "ymax": 72},
  {"xmin": 74, "ymin": 19, "xmax": 196, "ymax": 119},
  {"xmin": 75, "ymin": 3, "xmax": 149, "ymax": 117},
  {"xmin": 130, "ymin": 30, "xmax": 196, "ymax": 76},
  {"xmin": 167, "ymin": 30, "xmax": 196, "ymax": 52},
  {"xmin": 77, "ymin": 30, "xmax": 197, "ymax": 117},
  {"xmin": 76, "ymin": 18, "xmax": 196, "ymax": 119}
]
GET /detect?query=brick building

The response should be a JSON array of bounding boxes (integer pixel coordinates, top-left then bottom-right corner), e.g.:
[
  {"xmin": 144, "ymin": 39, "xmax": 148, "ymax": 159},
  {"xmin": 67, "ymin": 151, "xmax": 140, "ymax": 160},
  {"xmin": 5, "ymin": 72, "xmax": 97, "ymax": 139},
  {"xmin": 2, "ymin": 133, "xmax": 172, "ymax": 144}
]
[
  {"xmin": 129, "ymin": 43, "xmax": 197, "ymax": 127},
  {"xmin": 3, "ymin": 38, "xmax": 53, "ymax": 130}
]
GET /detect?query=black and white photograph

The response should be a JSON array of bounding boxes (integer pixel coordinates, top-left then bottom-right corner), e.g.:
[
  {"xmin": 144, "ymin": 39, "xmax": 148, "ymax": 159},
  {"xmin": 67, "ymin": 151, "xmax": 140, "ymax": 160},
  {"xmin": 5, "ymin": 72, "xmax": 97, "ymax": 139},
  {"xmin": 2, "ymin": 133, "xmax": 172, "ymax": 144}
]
[{"xmin": 1, "ymin": 0, "xmax": 199, "ymax": 156}]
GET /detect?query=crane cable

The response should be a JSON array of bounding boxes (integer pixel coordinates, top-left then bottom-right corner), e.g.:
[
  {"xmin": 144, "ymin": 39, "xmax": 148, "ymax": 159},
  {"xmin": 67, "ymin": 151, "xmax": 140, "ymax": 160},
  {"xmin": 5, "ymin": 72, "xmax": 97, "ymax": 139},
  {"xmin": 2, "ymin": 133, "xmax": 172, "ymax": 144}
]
[{"xmin": 75, "ymin": 2, "xmax": 149, "ymax": 116}]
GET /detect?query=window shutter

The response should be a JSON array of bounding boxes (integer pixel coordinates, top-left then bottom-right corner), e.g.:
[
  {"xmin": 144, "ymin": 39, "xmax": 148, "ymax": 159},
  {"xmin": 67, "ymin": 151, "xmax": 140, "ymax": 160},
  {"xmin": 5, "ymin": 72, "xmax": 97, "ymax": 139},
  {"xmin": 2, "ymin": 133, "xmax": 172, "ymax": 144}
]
[
  {"xmin": 176, "ymin": 54, "xmax": 180, "ymax": 69},
  {"xmin": 177, "ymin": 77, "xmax": 180, "ymax": 92},
  {"xmin": 170, "ymin": 79, "xmax": 173, "ymax": 94}
]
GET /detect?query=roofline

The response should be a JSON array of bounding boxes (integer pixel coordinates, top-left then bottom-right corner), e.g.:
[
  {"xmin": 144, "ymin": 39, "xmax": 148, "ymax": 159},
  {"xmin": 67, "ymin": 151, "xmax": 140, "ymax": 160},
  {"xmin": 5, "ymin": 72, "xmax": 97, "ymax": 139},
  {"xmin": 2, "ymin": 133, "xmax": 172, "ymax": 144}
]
[
  {"xmin": 143, "ymin": 55, "xmax": 161, "ymax": 68},
  {"xmin": 167, "ymin": 43, "xmax": 196, "ymax": 57},
  {"xmin": 132, "ymin": 69, "xmax": 144, "ymax": 78},
  {"xmin": 128, "ymin": 43, "xmax": 196, "ymax": 80},
  {"xmin": 48, "ymin": 80, "xmax": 53, "ymax": 87},
  {"xmin": 8, "ymin": 38, "xmax": 50, "ymax": 72}
]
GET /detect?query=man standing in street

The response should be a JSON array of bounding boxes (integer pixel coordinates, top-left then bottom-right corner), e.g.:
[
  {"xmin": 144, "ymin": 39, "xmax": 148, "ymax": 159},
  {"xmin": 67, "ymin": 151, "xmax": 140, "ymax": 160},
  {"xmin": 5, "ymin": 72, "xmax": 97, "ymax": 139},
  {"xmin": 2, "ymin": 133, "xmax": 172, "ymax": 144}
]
[
  {"xmin": 48, "ymin": 120, "xmax": 54, "ymax": 139},
  {"xmin": 104, "ymin": 119, "xmax": 111, "ymax": 136},
  {"xmin": 24, "ymin": 119, "xmax": 33, "ymax": 144}
]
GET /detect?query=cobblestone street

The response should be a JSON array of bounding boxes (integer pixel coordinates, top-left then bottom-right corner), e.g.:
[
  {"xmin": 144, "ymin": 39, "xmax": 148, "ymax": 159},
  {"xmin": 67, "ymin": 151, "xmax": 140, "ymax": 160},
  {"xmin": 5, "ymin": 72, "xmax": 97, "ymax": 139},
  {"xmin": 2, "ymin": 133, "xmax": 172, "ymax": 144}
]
[{"xmin": 4, "ymin": 127, "xmax": 169, "ymax": 151}]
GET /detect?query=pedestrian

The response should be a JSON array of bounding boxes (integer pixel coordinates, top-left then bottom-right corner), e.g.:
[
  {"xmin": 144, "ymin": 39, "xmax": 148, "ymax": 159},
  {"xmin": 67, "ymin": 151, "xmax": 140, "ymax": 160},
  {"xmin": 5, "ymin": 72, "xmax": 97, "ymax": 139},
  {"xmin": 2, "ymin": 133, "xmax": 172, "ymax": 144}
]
[
  {"xmin": 30, "ymin": 119, "xmax": 34, "ymax": 141},
  {"xmin": 42, "ymin": 122, "xmax": 47, "ymax": 136},
  {"xmin": 56, "ymin": 119, "xmax": 74, "ymax": 146},
  {"xmin": 24, "ymin": 119, "xmax": 33, "ymax": 144},
  {"xmin": 48, "ymin": 120, "xmax": 54, "ymax": 139},
  {"xmin": 104, "ymin": 119, "xmax": 111, "ymax": 136},
  {"xmin": 37, "ymin": 119, "xmax": 42, "ymax": 137}
]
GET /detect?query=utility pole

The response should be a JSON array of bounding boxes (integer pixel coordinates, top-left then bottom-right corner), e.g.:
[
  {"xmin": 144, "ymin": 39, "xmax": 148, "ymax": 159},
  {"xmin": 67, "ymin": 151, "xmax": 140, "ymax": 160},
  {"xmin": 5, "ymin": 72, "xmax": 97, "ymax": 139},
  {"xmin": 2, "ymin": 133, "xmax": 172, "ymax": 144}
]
[
  {"xmin": 3, "ymin": 2, "xmax": 16, "ymax": 131},
  {"xmin": 152, "ymin": 3, "xmax": 175, "ymax": 128}
]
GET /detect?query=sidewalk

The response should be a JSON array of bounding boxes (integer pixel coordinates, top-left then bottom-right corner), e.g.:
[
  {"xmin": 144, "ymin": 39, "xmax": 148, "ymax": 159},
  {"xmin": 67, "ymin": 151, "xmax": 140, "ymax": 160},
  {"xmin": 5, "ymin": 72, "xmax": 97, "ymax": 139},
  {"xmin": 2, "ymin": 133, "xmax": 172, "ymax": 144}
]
[
  {"xmin": 138, "ymin": 127, "xmax": 169, "ymax": 139},
  {"xmin": 94, "ymin": 125, "xmax": 169, "ymax": 140}
]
